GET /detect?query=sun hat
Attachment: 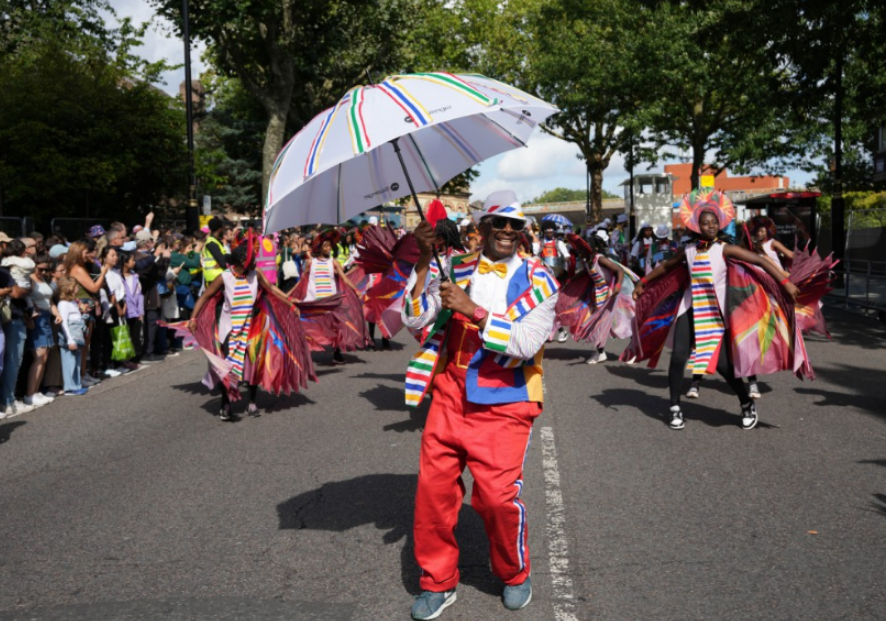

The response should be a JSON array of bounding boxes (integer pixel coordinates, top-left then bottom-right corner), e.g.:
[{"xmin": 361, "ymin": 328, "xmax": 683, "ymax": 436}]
[
  {"xmin": 654, "ymin": 224, "xmax": 670, "ymax": 239},
  {"xmin": 49, "ymin": 244, "xmax": 68, "ymax": 258},
  {"xmin": 473, "ymin": 190, "xmax": 529, "ymax": 225}
]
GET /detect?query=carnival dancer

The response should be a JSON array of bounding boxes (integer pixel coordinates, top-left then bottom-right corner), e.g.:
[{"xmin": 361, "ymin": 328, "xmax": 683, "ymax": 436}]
[
  {"xmin": 688, "ymin": 215, "xmax": 835, "ymax": 402},
  {"xmin": 289, "ymin": 229, "xmax": 366, "ymax": 364},
  {"xmin": 624, "ymin": 190, "xmax": 809, "ymax": 431},
  {"xmin": 537, "ymin": 220, "xmax": 570, "ymax": 342},
  {"xmin": 629, "ymin": 221, "xmax": 654, "ymax": 273},
  {"xmin": 186, "ymin": 237, "xmax": 314, "ymax": 421},
  {"xmin": 749, "ymin": 215, "xmax": 794, "ymax": 269},
  {"xmin": 557, "ymin": 231, "xmax": 637, "ymax": 364},
  {"xmin": 402, "ymin": 190, "xmax": 558, "ymax": 620}
]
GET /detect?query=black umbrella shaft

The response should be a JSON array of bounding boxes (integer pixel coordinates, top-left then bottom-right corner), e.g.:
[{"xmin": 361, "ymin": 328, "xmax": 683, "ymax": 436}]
[{"xmin": 391, "ymin": 138, "xmax": 448, "ymax": 282}]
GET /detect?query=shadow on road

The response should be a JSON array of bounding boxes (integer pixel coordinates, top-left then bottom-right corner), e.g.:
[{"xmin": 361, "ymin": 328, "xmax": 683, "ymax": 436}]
[
  {"xmin": 797, "ymin": 362, "xmax": 886, "ymax": 421},
  {"xmin": 277, "ymin": 474, "xmax": 500, "ymax": 596},
  {"xmin": 603, "ymin": 363, "xmax": 774, "ymax": 399},
  {"xmin": 594, "ymin": 387, "xmax": 778, "ymax": 429},
  {"xmin": 170, "ymin": 381, "xmax": 315, "ymax": 417},
  {"xmin": 355, "ymin": 372, "xmax": 407, "ymax": 383},
  {"xmin": 0, "ymin": 420, "xmax": 26, "ymax": 445},
  {"xmin": 869, "ymin": 494, "xmax": 886, "ymax": 516},
  {"xmin": 360, "ymin": 384, "xmax": 411, "ymax": 413}
]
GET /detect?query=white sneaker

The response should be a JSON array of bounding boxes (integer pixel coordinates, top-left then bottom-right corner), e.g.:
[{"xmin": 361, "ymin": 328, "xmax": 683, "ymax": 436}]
[
  {"xmin": 669, "ymin": 406, "xmax": 685, "ymax": 430},
  {"xmin": 24, "ymin": 393, "xmax": 51, "ymax": 407},
  {"xmin": 81, "ymin": 375, "xmax": 99, "ymax": 387},
  {"xmin": 12, "ymin": 400, "xmax": 35, "ymax": 415},
  {"xmin": 686, "ymin": 382, "xmax": 700, "ymax": 399},
  {"xmin": 556, "ymin": 328, "xmax": 569, "ymax": 343},
  {"xmin": 741, "ymin": 402, "xmax": 759, "ymax": 430},
  {"xmin": 748, "ymin": 383, "xmax": 761, "ymax": 399},
  {"xmin": 586, "ymin": 351, "xmax": 607, "ymax": 364},
  {"xmin": 103, "ymin": 368, "xmax": 123, "ymax": 378},
  {"xmin": 0, "ymin": 407, "xmax": 8, "ymax": 420}
]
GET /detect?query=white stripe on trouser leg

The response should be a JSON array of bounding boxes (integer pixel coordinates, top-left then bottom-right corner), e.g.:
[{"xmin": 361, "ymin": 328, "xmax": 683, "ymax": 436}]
[
  {"xmin": 512, "ymin": 429, "xmax": 532, "ymax": 571},
  {"xmin": 541, "ymin": 426, "xmax": 578, "ymax": 621}
]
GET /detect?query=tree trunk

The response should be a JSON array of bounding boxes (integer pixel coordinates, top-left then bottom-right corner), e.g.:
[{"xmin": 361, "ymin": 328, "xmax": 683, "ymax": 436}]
[
  {"xmin": 589, "ymin": 162, "xmax": 604, "ymax": 224},
  {"xmin": 262, "ymin": 103, "xmax": 289, "ymax": 206},
  {"xmin": 691, "ymin": 140, "xmax": 705, "ymax": 191}
]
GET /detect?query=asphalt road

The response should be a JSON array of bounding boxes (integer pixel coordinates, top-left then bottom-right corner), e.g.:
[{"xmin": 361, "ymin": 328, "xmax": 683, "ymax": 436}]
[{"xmin": 1, "ymin": 305, "xmax": 884, "ymax": 621}]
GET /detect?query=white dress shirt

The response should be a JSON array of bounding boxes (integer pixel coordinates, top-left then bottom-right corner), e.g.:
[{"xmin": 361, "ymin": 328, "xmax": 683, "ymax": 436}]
[{"xmin": 403, "ymin": 251, "xmax": 558, "ymax": 361}]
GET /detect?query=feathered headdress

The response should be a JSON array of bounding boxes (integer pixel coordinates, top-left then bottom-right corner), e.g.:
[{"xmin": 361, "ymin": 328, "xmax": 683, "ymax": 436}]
[
  {"xmin": 311, "ymin": 228, "xmax": 341, "ymax": 254},
  {"xmin": 750, "ymin": 215, "xmax": 777, "ymax": 240},
  {"xmin": 679, "ymin": 189, "xmax": 735, "ymax": 233},
  {"xmin": 229, "ymin": 228, "xmax": 260, "ymax": 270}
]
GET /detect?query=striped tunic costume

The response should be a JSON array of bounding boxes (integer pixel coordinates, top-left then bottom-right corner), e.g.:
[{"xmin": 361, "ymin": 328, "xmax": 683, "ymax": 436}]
[
  {"xmin": 226, "ymin": 276, "xmax": 254, "ymax": 380},
  {"xmin": 312, "ymin": 259, "xmax": 335, "ymax": 298},
  {"xmin": 689, "ymin": 247, "xmax": 726, "ymax": 374}
]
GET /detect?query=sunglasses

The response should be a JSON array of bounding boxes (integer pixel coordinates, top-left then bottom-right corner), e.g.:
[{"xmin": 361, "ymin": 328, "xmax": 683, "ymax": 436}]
[{"xmin": 486, "ymin": 216, "xmax": 526, "ymax": 232}]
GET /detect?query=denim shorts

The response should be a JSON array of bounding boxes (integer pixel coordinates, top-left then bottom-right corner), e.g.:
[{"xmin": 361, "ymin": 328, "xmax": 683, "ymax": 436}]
[{"xmin": 26, "ymin": 309, "xmax": 54, "ymax": 350}]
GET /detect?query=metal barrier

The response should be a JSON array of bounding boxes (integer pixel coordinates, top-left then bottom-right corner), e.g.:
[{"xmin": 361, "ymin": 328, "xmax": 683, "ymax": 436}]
[
  {"xmin": 829, "ymin": 259, "xmax": 886, "ymax": 313},
  {"xmin": 0, "ymin": 216, "xmax": 25, "ymax": 237},
  {"xmin": 49, "ymin": 218, "xmax": 113, "ymax": 241}
]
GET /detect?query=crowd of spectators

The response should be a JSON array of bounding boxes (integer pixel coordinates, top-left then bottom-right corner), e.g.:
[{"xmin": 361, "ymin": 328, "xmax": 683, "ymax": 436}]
[{"xmin": 0, "ymin": 213, "xmax": 422, "ymax": 419}]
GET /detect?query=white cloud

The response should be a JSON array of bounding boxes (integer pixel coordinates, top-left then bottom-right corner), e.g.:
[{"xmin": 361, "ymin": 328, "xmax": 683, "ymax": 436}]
[{"xmin": 104, "ymin": 0, "xmax": 208, "ymax": 95}]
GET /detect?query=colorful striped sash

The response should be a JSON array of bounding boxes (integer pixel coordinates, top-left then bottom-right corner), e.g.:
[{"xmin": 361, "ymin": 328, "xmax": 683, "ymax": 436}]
[
  {"xmin": 227, "ymin": 275, "xmax": 254, "ymax": 380},
  {"xmin": 589, "ymin": 258, "xmax": 611, "ymax": 307},
  {"xmin": 689, "ymin": 249, "xmax": 725, "ymax": 374},
  {"xmin": 404, "ymin": 253, "xmax": 556, "ymax": 406},
  {"xmin": 313, "ymin": 260, "xmax": 335, "ymax": 298}
]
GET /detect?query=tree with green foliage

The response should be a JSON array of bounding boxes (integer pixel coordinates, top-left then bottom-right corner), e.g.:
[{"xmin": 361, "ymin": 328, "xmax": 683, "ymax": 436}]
[
  {"xmin": 446, "ymin": 0, "xmax": 652, "ymax": 223},
  {"xmin": 194, "ymin": 73, "xmax": 265, "ymax": 214},
  {"xmin": 151, "ymin": 0, "xmax": 434, "ymax": 202},
  {"xmin": 531, "ymin": 187, "xmax": 616, "ymax": 204},
  {"xmin": 638, "ymin": 1, "xmax": 803, "ymax": 192},
  {"xmin": 0, "ymin": 0, "xmax": 188, "ymax": 225}
]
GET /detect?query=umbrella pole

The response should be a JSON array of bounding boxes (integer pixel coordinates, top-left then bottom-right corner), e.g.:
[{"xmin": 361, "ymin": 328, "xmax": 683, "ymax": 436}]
[{"xmin": 391, "ymin": 138, "xmax": 448, "ymax": 282}]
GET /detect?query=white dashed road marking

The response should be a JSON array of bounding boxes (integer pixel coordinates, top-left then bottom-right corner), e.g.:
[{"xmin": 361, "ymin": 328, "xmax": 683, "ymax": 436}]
[{"xmin": 541, "ymin": 426, "xmax": 579, "ymax": 621}]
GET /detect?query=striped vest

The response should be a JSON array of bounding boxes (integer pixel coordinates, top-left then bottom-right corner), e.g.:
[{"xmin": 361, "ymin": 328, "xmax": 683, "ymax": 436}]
[{"xmin": 404, "ymin": 251, "xmax": 559, "ymax": 407}]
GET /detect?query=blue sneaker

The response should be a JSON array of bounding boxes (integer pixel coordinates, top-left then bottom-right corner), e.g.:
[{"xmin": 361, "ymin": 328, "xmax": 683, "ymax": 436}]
[
  {"xmin": 502, "ymin": 577, "xmax": 532, "ymax": 610},
  {"xmin": 411, "ymin": 589, "xmax": 456, "ymax": 620},
  {"xmin": 64, "ymin": 388, "xmax": 88, "ymax": 396}
]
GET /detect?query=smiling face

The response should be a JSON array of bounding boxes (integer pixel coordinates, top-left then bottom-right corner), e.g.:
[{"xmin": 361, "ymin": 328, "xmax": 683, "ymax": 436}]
[
  {"xmin": 698, "ymin": 210, "xmax": 720, "ymax": 241},
  {"xmin": 320, "ymin": 240, "xmax": 333, "ymax": 258},
  {"xmin": 479, "ymin": 217, "xmax": 521, "ymax": 261}
]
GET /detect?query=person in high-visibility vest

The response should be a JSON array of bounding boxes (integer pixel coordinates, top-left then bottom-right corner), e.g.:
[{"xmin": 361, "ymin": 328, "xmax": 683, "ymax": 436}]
[{"xmin": 201, "ymin": 217, "xmax": 227, "ymax": 286}]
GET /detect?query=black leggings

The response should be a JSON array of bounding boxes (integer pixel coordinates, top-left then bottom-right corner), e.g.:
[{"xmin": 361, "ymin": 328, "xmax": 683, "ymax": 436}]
[
  {"xmin": 220, "ymin": 383, "xmax": 257, "ymax": 407},
  {"xmin": 669, "ymin": 310, "xmax": 749, "ymax": 407}
]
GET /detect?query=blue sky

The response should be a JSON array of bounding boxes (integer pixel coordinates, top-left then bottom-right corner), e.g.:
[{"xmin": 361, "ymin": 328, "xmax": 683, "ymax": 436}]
[{"xmin": 106, "ymin": 0, "xmax": 816, "ymax": 204}]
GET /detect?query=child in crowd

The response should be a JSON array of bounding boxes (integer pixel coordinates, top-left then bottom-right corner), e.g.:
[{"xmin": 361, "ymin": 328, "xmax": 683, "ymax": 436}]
[
  {"xmin": 121, "ymin": 251, "xmax": 143, "ymax": 370},
  {"xmin": 56, "ymin": 277, "xmax": 88, "ymax": 395},
  {"xmin": 2, "ymin": 239, "xmax": 36, "ymax": 314}
]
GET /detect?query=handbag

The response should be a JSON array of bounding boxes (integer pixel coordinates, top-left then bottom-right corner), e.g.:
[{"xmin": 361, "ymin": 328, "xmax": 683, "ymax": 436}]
[
  {"xmin": 110, "ymin": 319, "xmax": 136, "ymax": 361},
  {"xmin": 282, "ymin": 258, "xmax": 299, "ymax": 280}
]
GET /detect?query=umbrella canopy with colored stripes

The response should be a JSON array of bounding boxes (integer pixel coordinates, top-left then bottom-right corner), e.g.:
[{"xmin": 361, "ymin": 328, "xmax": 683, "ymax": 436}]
[
  {"xmin": 263, "ymin": 73, "xmax": 558, "ymax": 233},
  {"xmin": 541, "ymin": 214, "xmax": 571, "ymax": 227}
]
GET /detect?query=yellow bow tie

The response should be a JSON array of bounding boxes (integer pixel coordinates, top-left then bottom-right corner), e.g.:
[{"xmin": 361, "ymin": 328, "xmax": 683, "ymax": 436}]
[{"xmin": 478, "ymin": 260, "xmax": 508, "ymax": 279}]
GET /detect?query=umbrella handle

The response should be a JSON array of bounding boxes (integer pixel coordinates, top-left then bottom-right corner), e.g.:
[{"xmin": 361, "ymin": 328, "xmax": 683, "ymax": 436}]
[{"xmin": 391, "ymin": 138, "xmax": 449, "ymax": 283}]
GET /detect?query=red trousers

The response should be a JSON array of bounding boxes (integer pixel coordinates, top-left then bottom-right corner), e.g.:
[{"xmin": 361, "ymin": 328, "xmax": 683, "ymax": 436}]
[{"xmin": 414, "ymin": 335, "xmax": 541, "ymax": 592}]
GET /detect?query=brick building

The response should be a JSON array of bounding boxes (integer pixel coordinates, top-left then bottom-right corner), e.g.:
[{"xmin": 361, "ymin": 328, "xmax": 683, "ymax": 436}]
[{"xmin": 665, "ymin": 163, "xmax": 790, "ymax": 199}]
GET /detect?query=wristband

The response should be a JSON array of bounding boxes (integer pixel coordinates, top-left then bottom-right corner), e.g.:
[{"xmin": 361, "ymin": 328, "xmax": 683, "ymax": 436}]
[
  {"xmin": 640, "ymin": 277, "xmax": 648, "ymax": 286},
  {"xmin": 780, "ymin": 277, "xmax": 790, "ymax": 285}
]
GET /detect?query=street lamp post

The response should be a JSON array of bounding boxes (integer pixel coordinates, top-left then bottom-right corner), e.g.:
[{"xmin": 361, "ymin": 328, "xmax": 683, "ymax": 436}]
[{"xmin": 182, "ymin": 0, "xmax": 200, "ymax": 234}]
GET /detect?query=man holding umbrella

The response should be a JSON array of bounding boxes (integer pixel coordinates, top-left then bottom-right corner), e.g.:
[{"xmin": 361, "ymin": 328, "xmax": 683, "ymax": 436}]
[{"xmin": 402, "ymin": 190, "xmax": 559, "ymax": 620}]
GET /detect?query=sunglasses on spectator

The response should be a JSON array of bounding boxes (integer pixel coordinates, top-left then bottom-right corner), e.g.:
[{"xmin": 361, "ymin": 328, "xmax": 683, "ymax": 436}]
[{"xmin": 485, "ymin": 216, "xmax": 525, "ymax": 232}]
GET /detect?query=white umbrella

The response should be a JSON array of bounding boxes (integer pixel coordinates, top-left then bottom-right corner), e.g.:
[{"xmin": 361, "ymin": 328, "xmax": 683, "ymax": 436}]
[{"xmin": 263, "ymin": 72, "xmax": 558, "ymax": 233}]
